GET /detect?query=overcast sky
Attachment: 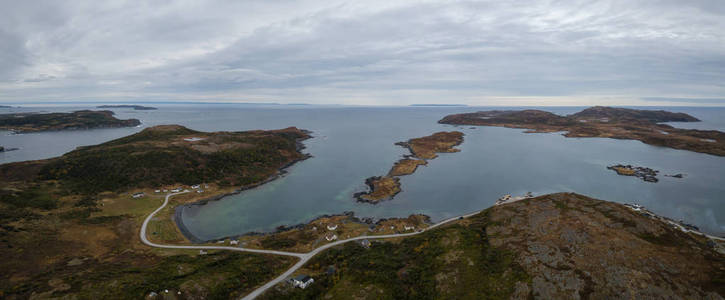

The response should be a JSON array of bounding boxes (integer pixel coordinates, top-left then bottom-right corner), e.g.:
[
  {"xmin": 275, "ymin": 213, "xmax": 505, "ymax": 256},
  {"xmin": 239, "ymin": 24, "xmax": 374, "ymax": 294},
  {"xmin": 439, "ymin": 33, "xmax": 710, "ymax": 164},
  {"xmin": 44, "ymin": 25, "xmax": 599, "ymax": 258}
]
[{"xmin": 1, "ymin": 0, "xmax": 724, "ymax": 106}]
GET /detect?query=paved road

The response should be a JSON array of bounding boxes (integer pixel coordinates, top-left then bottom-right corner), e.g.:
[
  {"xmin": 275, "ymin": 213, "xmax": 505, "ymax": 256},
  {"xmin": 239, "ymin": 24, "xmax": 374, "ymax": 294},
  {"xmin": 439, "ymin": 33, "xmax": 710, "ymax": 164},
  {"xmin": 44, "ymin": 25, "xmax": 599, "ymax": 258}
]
[
  {"xmin": 140, "ymin": 192, "xmax": 483, "ymax": 299},
  {"xmin": 142, "ymin": 193, "xmax": 725, "ymax": 299}
]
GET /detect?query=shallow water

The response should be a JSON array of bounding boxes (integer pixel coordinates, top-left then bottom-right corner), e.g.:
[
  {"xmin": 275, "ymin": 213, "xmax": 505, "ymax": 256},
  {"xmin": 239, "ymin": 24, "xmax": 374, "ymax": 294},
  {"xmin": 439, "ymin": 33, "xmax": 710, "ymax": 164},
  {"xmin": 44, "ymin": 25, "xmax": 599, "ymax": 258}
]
[{"xmin": 2, "ymin": 105, "xmax": 724, "ymax": 239}]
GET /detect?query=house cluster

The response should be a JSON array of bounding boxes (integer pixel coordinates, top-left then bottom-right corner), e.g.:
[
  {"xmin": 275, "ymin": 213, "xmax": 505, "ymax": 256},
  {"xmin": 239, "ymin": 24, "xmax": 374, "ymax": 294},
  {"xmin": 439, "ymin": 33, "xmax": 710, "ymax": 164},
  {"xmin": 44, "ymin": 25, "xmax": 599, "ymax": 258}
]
[
  {"xmin": 150, "ymin": 183, "xmax": 209, "ymax": 194},
  {"xmin": 325, "ymin": 233, "xmax": 337, "ymax": 241},
  {"xmin": 290, "ymin": 274, "xmax": 314, "ymax": 289}
]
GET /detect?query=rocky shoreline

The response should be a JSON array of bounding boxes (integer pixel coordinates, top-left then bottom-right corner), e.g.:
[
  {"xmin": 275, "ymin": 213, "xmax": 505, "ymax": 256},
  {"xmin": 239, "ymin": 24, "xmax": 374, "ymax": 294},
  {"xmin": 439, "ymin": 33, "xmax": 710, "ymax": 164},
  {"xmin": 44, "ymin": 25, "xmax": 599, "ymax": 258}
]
[
  {"xmin": 173, "ymin": 132, "xmax": 313, "ymax": 243},
  {"xmin": 439, "ymin": 106, "xmax": 725, "ymax": 156},
  {"xmin": 607, "ymin": 164, "xmax": 659, "ymax": 182}
]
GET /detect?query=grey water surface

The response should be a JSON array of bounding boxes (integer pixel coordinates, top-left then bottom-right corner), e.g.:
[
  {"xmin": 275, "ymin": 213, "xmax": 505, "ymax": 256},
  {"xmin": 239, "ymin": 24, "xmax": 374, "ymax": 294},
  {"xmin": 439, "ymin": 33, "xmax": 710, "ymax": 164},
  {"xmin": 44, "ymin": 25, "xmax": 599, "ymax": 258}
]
[{"xmin": 2, "ymin": 104, "xmax": 724, "ymax": 240}]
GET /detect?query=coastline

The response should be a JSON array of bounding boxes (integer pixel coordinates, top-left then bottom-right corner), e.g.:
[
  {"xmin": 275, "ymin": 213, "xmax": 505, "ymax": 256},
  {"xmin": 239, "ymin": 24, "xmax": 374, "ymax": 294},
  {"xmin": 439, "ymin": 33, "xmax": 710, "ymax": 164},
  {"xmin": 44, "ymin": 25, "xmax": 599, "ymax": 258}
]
[{"xmin": 173, "ymin": 132, "xmax": 313, "ymax": 243}]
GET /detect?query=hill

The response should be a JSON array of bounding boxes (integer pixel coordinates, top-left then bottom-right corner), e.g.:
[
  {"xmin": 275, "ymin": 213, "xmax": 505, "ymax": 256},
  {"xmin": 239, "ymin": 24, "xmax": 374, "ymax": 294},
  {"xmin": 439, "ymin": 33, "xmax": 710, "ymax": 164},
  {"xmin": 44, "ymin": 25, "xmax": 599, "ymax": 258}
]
[
  {"xmin": 439, "ymin": 106, "xmax": 724, "ymax": 156},
  {"xmin": 1, "ymin": 125, "xmax": 310, "ymax": 194},
  {"xmin": 262, "ymin": 193, "xmax": 725, "ymax": 299},
  {"xmin": 0, "ymin": 110, "xmax": 140, "ymax": 133},
  {"xmin": 0, "ymin": 125, "xmax": 311, "ymax": 299}
]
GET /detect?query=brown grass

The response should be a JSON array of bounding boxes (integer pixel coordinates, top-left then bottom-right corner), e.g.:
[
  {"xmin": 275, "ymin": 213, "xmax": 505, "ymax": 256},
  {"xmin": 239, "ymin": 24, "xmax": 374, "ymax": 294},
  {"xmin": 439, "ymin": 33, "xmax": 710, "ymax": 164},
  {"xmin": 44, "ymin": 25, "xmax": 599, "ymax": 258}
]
[{"xmin": 389, "ymin": 159, "xmax": 427, "ymax": 176}]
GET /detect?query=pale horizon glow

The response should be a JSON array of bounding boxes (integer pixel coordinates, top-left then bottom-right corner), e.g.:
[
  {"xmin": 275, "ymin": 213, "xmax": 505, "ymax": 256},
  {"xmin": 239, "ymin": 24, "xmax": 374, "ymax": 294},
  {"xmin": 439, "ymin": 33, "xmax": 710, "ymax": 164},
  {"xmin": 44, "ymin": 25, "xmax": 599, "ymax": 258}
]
[{"xmin": 1, "ymin": 0, "xmax": 724, "ymax": 106}]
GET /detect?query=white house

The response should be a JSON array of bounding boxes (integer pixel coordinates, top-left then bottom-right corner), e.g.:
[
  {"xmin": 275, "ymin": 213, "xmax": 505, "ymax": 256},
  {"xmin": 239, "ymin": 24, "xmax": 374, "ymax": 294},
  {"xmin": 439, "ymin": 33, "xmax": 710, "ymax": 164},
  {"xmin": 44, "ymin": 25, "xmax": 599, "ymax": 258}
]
[
  {"xmin": 191, "ymin": 184, "xmax": 200, "ymax": 189},
  {"xmin": 132, "ymin": 192, "xmax": 145, "ymax": 198},
  {"xmin": 196, "ymin": 190, "xmax": 204, "ymax": 193},
  {"xmin": 404, "ymin": 225, "xmax": 415, "ymax": 231},
  {"xmin": 171, "ymin": 188, "xmax": 182, "ymax": 193},
  {"xmin": 325, "ymin": 234, "xmax": 337, "ymax": 241},
  {"xmin": 154, "ymin": 190, "xmax": 161, "ymax": 193},
  {"xmin": 291, "ymin": 275, "xmax": 314, "ymax": 289},
  {"xmin": 230, "ymin": 240, "xmax": 239, "ymax": 245},
  {"xmin": 327, "ymin": 224, "xmax": 338, "ymax": 231}
]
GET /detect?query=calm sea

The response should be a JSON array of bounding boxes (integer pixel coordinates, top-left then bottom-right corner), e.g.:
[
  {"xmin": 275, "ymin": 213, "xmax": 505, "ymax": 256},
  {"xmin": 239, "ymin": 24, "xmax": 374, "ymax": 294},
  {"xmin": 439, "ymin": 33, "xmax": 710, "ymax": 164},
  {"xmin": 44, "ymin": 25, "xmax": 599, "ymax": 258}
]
[{"xmin": 2, "ymin": 104, "xmax": 724, "ymax": 240}]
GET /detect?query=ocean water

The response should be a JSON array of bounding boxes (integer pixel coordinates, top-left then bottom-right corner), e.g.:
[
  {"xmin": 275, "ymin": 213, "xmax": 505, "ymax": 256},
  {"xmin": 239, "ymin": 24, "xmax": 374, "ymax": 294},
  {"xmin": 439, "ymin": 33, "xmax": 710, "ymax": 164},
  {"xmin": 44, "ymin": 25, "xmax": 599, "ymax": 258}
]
[{"xmin": 2, "ymin": 104, "xmax": 724, "ymax": 240}]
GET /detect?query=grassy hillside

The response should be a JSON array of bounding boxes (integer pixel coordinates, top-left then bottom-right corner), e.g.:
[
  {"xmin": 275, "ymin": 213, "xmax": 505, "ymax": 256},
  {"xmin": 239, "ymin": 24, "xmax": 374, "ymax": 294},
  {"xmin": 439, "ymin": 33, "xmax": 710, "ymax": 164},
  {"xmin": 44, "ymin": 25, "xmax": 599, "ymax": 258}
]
[
  {"xmin": 2, "ymin": 125, "xmax": 310, "ymax": 195},
  {"xmin": 263, "ymin": 193, "xmax": 725, "ymax": 299},
  {"xmin": 0, "ymin": 125, "xmax": 310, "ymax": 299},
  {"xmin": 0, "ymin": 110, "xmax": 140, "ymax": 133}
]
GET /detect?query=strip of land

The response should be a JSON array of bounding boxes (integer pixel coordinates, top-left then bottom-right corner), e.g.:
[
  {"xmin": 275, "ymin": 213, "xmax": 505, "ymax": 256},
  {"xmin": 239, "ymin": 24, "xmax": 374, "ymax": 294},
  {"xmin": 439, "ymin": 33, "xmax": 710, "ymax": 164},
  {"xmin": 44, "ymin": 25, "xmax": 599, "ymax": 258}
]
[
  {"xmin": 0, "ymin": 125, "xmax": 311, "ymax": 298},
  {"xmin": 439, "ymin": 106, "xmax": 725, "ymax": 156},
  {"xmin": 0, "ymin": 110, "xmax": 142, "ymax": 133},
  {"xmin": 354, "ymin": 131, "xmax": 464, "ymax": 203},
  {"xmin": 97, "ymin": 105, "xmax": 157, "ymax": 110}
]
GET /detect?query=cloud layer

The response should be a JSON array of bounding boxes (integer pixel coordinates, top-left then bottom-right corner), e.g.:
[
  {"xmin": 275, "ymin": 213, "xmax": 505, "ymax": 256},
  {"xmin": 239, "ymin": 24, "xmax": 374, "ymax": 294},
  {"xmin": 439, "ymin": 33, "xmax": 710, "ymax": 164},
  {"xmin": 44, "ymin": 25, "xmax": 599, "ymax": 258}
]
[{"xmin": 1, "ymin": 0, "xmax": 724, "ymax": 105}]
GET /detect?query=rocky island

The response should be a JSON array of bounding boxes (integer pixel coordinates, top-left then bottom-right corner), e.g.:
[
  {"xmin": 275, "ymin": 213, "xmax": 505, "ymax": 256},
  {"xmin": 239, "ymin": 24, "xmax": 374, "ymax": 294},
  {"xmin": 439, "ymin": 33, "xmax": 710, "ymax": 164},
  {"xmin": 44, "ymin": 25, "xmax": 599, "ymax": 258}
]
[
  {"xmin": 354, "ymin": 131, "xmax": 464, "ymax": 203},
  {"xmin": 607, "ymin": 164, "xmax": 660, "ymax": 182},
  {"xmin": 96, "ymin": 105, "xmax": 157, "ymax": 110},
  {"xmin": 0, "ymin": 110, "xmax": 141, "ymax": 133},
  {"xmin": 0, "ymin": 125, "xmax": 311, "ymax": 298},
  {"xmin": 439, "ymin": 106, "xmax": 725, "ymax": 156}
]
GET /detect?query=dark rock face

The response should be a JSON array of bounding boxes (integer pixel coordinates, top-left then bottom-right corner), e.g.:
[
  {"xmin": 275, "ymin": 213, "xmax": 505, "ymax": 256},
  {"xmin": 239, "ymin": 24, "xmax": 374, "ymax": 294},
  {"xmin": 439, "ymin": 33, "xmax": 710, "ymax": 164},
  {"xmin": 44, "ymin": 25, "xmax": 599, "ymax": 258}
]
[{"xmin": 487, "ymin": 193, "xmax": 725, "ymax": 299}]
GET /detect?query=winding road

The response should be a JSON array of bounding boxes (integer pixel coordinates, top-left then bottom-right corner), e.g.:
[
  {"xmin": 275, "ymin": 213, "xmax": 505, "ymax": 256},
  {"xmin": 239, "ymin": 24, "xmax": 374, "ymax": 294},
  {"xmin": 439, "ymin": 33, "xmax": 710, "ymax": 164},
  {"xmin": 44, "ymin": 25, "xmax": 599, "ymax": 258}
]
[{"xmin": 140, "ymin": 192, "xmax": 483, "ymax": 299}]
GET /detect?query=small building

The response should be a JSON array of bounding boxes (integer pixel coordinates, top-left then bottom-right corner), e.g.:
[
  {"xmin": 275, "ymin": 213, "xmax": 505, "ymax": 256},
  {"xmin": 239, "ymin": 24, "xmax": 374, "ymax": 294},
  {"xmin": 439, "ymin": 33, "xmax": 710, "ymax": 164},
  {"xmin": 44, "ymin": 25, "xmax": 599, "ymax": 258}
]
[
  {"xmin": 162, "ymin": 189, "xmax": 169, "ymax": 192},
  {"xmin": 191, "ymin": 184, "xmax": 200, "ymax": 189},
  {"xmin": 230, "ymin": 240, "xmax": 239, "ymax": 245},
  {"xmin": 404, "ymin": 225, "xmax": 414, "ymax": 231},
  {"xmin": 291, "ymin": 275, "xmax": 314, "ymax": 289},
  {"xmin": 327, "ymin": 224, "xmax": 338, "ymax": 231},
  {"xmin": 171, "ymin": 188, "xmax": 182, "ymax": 193},
  {"xmin": 196, "ymin": 190, "xmax": 204, "ymax": 193},
  {"xmin": 325, "ymin": 234, "xmax": 337, "ymax": 241},
  {"xmin": 154, "ymin": 190, "xmax": 161, "ymax": 193},
  {"xmin": 360, "ymin": 239, "xmax": 371, "ymax": 248},
  {"xmin": 132, "ymin": 192, "xmax": 145, "ymax": 198},
  {"xmin": 199, "ymin": 250, "xmax": 207, "ymax": 255}
]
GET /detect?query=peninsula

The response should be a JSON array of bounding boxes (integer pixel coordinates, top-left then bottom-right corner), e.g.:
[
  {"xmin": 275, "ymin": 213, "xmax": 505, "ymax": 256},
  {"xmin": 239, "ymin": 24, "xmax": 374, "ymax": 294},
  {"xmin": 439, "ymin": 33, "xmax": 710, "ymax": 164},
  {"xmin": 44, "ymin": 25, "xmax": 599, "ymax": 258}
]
[
  {"xmin": 439, "ymin": 106, "xmax": 725, "ymax": 156},
  {"xmin": 0, "ymin": 125, "xmax": 311, "ymax": 298},
  {"xmin": 96, "ymin": 105, "xmax": 157, "ymax": 110},
  {"xmin": 0, "ymin": 110, "xmax": 141, "ymax": 133},
  {"xmin": 354, "ymin": 131, "xmax": 464, "ymax": 203}
]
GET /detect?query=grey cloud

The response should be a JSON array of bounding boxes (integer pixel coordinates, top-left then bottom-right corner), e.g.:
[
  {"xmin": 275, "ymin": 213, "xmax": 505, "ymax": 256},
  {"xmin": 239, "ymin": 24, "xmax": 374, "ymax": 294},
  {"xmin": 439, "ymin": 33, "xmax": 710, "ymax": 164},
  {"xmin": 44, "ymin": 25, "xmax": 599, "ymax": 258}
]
[{"xmin": 0, "ymin": 0, "xmax": 723, "ymax": 105}]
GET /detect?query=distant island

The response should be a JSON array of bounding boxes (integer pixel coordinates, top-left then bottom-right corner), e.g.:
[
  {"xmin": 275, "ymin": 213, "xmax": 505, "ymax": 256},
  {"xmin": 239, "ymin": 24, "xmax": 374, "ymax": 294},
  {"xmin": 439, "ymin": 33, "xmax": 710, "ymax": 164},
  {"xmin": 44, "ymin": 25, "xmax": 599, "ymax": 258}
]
[
  {"xmin": 96, "ymin": 105, "xmax": 157, "ymax": 110},
  {"xmin": 0, "ymin": 105, "xmax": 12, "ymax": 108},
  {"xmin": 439, "ymin": 106, "xmax": 724, "ymax": 156},
  {"xmin": 0, "ymin": 110, "xmax": 140, "ymax": 133},
  {"xmin": 0, "ymin": 146, "xmax": 19, "ymax": 152},
  {"xmin": 354, "ymin": 131, "xmax": 464, "ymax": 203},
  {"xmin": 410, "ymin": 104, "xmax": 468, "ymax": 107}
]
